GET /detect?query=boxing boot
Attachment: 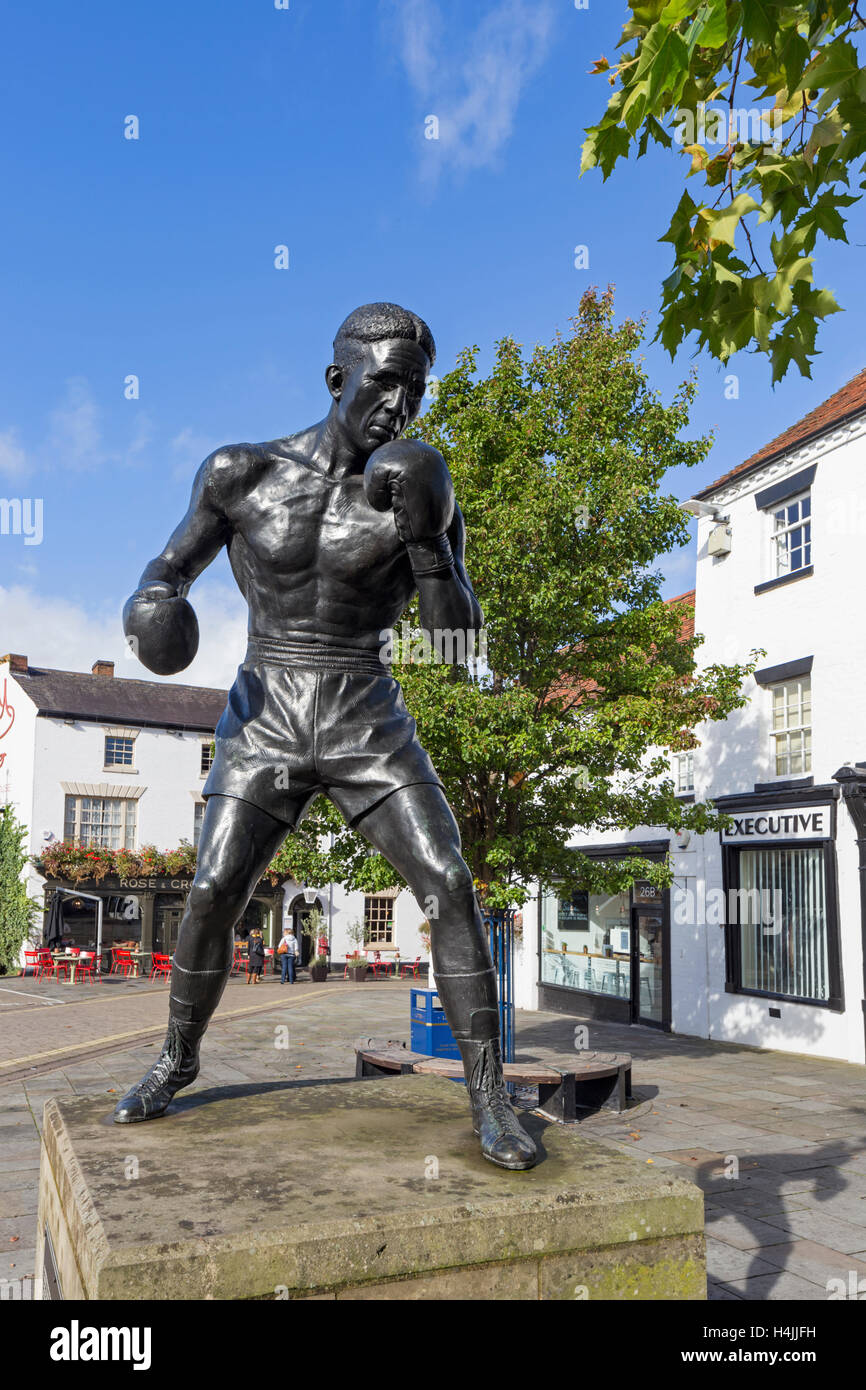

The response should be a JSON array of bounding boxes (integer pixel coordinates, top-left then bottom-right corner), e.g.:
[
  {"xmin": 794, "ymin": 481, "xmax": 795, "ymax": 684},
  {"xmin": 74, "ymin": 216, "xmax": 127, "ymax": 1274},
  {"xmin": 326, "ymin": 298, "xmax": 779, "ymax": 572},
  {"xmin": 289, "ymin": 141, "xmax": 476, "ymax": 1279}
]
[
  {"xmin": 459, "ymin": 1029, "xmax": 538, "ymax": 1171},
  {"xmin": 113, "ymin": 1018, "xmax": 204, "ymax": 1123}
]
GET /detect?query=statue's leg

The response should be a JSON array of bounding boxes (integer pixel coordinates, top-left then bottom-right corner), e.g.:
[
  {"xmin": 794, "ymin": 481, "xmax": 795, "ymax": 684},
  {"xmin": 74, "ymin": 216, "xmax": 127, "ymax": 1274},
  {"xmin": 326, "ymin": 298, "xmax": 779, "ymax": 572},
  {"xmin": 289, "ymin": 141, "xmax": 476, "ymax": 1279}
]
[
  {"xmin": 351, "ymin": 783, "xmax": 537, "ymax": 1170},
  {"xmin": 113, "ymin": 794, "xmax": 287, "ymax": 1123}
]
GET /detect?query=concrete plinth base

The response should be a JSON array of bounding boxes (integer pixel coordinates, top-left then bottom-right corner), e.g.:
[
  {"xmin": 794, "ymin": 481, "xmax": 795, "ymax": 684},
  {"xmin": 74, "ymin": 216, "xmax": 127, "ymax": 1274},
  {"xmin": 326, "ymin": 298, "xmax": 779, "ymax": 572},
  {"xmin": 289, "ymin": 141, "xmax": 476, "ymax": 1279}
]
[{"xmin": 35, "ymin": 1075, "xmax": 705, "ymax": 1300}]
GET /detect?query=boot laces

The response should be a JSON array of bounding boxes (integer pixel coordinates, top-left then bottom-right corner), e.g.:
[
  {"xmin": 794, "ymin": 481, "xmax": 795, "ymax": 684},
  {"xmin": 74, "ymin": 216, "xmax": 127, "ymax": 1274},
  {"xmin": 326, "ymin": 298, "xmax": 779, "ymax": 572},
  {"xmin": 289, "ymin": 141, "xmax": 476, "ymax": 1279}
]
[
  {"xmin": 469, "ymin": 1041, "xmax": 518, "ymax": 1131},
  {"xmin": 136, "ymin": 1027, "xmax": 185, "ymax": 1098}
]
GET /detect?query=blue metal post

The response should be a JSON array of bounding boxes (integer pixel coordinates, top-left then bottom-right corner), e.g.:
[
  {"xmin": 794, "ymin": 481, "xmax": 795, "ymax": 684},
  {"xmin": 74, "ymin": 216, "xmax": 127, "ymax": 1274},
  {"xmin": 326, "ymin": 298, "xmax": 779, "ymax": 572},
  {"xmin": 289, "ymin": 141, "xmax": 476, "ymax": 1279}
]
[{"xmin": 485, "ymin": 909, "xmax": 514, "ymax": 1063}]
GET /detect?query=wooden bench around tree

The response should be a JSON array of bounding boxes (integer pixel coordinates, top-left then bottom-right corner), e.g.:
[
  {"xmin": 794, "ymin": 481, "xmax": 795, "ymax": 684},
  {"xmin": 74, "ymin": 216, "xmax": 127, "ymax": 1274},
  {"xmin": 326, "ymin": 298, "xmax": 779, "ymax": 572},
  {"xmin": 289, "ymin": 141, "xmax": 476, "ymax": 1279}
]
[{"xmin": 353, "ymin": 1037, "xmax": 633, "ymax": 1121}]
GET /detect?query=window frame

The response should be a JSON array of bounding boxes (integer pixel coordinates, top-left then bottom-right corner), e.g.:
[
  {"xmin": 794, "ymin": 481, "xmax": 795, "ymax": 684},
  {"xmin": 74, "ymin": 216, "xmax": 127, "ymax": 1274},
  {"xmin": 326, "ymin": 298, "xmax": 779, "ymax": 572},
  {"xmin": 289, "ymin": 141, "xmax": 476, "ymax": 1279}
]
[
  {"xmin": 104, "ymin": 734, "xmax": 136, "ymax": 770},
  {"xmin": 200, "ymin": 742, "xmax": 214, "ymax": 776},
  {"xmin": 363, "ymin": 895, "xmax": 395, "ymax": 946},
  {"xmin": 770, "ymin": 488, "xmax": 811, "ymax": 580},
  {"xmin": 675, "ymin": 751, "xmax": 695, "ymax": 794},
  {"xmin": 722, "ymin": 836, "xmax": 843, "ymax": 1010},
  {"xmin": 769, "ymin": 675, "xmax": 812, "ymax": 780},
  {"xmin": 63, "ymin": 794, "xmax": 138, "ymax": 851}
]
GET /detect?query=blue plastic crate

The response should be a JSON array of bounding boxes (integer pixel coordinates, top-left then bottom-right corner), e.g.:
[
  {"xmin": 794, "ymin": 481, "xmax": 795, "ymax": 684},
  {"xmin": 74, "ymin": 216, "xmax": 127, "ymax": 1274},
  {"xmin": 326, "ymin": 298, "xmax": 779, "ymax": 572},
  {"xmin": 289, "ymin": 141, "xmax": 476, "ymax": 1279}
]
[{"xmin": 409, "ymin": 988, "xmax": 461, "ymax": 1059}]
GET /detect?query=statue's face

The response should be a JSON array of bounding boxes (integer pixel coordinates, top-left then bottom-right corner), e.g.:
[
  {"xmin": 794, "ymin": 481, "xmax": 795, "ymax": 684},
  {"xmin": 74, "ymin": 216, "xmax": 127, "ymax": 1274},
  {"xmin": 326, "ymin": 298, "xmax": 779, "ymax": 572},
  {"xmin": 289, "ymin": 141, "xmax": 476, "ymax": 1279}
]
[{"xmin": 329, "ymin": 338, "xmax": 430, "ymax": 455}]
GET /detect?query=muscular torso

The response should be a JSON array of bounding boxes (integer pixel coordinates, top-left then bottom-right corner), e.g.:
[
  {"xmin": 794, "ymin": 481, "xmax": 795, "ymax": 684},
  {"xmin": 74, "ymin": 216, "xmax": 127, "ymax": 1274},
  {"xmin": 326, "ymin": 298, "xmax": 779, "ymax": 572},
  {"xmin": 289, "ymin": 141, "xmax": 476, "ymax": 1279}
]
[{"xmin": 218, "ymin": 432, "xmax": 417, "ymax": 649}]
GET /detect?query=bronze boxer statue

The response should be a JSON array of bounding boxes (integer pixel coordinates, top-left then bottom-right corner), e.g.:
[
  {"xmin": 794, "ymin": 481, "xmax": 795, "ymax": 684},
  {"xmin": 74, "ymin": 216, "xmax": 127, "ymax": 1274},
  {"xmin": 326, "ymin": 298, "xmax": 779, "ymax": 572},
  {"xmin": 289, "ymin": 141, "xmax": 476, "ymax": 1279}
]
[{"xmin": 116, "ymin": 302, "xmax": 537, "ymax": 1171}]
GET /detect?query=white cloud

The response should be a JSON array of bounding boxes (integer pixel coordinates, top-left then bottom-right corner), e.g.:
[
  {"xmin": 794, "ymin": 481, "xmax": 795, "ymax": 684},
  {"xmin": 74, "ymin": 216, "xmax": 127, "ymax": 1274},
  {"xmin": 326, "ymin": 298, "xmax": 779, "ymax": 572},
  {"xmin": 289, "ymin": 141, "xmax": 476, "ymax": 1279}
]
[
  {"xmin": 126, "ymin": 410, "xmax": 154, "ymax": 461},
  {"xmin": 48, "ymin": 377, "xmax": 105, "ymax": 469},
  {"xmin": 0, "ymin": 428, "xmax": 27, "ymax": 479},
  {"xmin": 170, "ymin": 428, "xmax": 215, "ymax": 483},
  {"xmin": 0, "ymin": 580, "xmax": 247, "ymax": 691},
  {"xmin": 390, "ymin": 0, "xmax": 554, "ymax": 178}
]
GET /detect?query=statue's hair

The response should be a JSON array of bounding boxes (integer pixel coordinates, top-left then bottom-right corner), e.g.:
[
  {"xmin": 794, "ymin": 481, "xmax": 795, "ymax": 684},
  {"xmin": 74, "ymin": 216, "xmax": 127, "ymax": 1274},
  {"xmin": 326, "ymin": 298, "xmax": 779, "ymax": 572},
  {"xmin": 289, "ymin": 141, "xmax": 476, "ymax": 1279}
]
[{"xmin": 333, "ymin": 302, "xmax": 436, "ymax": 372}]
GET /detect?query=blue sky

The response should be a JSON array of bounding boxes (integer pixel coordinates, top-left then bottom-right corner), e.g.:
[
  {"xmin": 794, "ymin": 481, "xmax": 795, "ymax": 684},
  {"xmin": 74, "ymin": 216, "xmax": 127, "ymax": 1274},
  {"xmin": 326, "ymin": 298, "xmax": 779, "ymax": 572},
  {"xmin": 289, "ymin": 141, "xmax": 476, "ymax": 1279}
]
[{"xmin": 1, "ymin": 0, "xmax": 863, "ymax": 688}]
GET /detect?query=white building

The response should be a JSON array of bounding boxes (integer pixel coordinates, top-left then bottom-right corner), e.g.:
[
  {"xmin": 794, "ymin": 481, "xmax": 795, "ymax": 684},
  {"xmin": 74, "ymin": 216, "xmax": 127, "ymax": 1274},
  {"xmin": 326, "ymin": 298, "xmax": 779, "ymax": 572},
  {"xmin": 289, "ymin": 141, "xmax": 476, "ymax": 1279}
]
[
  {"xmin": 522, "ymin": 368, "xmax": 866, "ymax": 1066},
  {"xmin": 0, "ymin": 653, "xmax": 428, "ymax": 972}
]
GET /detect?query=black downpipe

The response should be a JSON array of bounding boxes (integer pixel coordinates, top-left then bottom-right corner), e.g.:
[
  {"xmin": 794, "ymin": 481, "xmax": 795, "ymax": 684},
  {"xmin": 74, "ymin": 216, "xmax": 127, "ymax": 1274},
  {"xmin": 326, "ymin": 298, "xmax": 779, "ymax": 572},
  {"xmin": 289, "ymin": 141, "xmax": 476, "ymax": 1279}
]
[{"xmin": 833, "ymin": 766, "xmax": 866, "ymax": 1056}]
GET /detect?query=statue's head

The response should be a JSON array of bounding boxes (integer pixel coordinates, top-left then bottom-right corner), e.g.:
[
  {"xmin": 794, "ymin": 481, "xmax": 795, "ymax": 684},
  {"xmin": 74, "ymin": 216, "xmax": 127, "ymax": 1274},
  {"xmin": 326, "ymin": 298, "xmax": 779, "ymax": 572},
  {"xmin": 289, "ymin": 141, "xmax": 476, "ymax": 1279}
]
[{"xmin": 326, "ymin": 302, "xmax": 436, "ymax": 455}]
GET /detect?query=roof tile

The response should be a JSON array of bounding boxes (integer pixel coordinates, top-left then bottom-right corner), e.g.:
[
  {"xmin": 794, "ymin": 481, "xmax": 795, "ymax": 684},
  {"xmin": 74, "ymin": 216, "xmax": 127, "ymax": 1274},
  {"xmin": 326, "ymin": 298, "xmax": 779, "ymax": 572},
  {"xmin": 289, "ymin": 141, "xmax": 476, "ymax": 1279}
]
[
  {"xmin": 12, "ymin": 666, "xmax": 227, "ymax": 731},
  {"xmin": 699, "ymin": 367, "xmax": 866, "ymax": 496}
]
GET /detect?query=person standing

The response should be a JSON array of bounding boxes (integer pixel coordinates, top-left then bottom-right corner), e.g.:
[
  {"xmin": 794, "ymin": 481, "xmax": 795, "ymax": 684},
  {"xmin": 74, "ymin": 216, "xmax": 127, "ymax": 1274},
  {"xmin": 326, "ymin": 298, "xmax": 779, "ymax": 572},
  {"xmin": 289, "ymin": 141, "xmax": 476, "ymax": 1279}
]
[
  {"xmin": 246, "ymin": 928, "xmax": 265, "ymax": 985},
  {"xmin": 278, "ymin": 926, "xmax": 298, "ymax": 984}
]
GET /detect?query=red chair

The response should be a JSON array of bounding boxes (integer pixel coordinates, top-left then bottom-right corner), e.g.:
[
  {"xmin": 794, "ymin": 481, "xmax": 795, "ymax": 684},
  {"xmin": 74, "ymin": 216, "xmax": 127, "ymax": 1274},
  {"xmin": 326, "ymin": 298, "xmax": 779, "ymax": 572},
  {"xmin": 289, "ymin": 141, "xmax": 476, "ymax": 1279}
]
[
  {"xmin": 231, "ymin": 945, "xmax": 247, "ymax": 977},
  {"xmin": 42, "ymin": 953, "xmax": 70, "ymax": 982},
  {"xmin": 36, "ymin": 949, "xmax": 55, "ymax": 979},
  {"xmin": 75, "ymin": 953, "xmax": 97, "ymax": 984},
  {"xmin": 21, "ymin": 950, "xmax": 43, "ymax": 978},
  {"xmin": 112, "ymin": 949, "xmax": 134, "ymax": 977},
  {"xmin": 149, "ymin": 952, "xmax": 172, "ymax": 981},
  {"xmin": 400, "ymin": 956, "xmax": 422, "ymax": 978}
]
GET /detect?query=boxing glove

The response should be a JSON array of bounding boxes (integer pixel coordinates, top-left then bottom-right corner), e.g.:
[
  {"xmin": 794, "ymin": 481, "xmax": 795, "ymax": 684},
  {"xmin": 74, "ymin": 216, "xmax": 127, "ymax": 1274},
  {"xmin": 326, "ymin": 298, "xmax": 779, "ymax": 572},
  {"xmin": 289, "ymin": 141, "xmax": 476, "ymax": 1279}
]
[
  {"xmin": 364, "ymin": 440, "xmax": 456, "ymax": 576},
  {"xmin": 123, "ymin": 583, "xmax": 199, "ymax": 675}
]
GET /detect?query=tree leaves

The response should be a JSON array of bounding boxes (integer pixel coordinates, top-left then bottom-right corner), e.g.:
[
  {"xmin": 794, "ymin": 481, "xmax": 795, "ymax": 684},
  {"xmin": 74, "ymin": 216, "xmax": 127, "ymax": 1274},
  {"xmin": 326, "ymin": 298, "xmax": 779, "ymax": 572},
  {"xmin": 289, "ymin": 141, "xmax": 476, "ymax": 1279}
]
[
  {"xmin": 698, "ymin": 192, "xmax": 761, "ymax": 245},
  {"xmin": 583, "ymin": 2, "xmax": 866, "ymax": 379},
  {"xmin": 0, "ymin": 805, "xmax": 41, "ymax": 975}
]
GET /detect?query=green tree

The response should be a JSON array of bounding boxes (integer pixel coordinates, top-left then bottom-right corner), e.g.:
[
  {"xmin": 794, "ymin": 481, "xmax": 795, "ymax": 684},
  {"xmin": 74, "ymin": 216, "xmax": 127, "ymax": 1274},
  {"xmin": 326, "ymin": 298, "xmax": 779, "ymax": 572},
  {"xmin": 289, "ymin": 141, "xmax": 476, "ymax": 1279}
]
[
  {"xmin": 582, "ymin": 1, "xmax": 866, "ymax": 381},
  {"xmin": 269, "ymin": 289, "xmax": 755, "ymax": 908},
  {"xmin": 0, "ymin": 804, "xmax": 39, "ymax": 975}
]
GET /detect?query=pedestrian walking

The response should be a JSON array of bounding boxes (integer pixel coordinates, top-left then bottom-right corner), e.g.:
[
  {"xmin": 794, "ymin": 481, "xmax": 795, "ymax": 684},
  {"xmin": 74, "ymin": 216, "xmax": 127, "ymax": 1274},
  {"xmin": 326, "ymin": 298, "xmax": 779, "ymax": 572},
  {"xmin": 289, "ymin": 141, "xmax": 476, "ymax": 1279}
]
[
  {"xmin": 277, "ymin": 925, "xmax": 298, "ymax": 983},
  {"xmin": 246, "ymin": 928, "xmax": 265, "ymax": 984}
]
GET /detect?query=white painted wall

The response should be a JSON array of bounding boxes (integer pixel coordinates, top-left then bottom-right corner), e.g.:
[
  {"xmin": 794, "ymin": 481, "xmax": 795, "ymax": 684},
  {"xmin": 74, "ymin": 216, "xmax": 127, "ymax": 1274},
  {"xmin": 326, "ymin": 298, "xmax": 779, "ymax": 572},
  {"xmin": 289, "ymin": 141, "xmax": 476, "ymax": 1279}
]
[
  {"xmin": 0, "ymin": 661, "xmax": 40, "ymax": 955},
  {"xmin": 0, "ymin": 660, "xmax": 38, "ymax": 829},
  {"xmin": 690, "ymin": 419, "xmax": 866, "ymax": 1062},
  {"xmin": 29, "ymin": 716, "xmax": 208, "ymax": 855}
]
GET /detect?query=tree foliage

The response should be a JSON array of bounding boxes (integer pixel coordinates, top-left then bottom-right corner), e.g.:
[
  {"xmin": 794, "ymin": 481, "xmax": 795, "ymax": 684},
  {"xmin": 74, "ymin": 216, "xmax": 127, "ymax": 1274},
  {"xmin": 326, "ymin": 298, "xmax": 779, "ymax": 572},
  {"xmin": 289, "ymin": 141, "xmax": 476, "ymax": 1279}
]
[
  {"xmin": 0, "ymin": 803, "xmax": 39, "ymax": 975},
  {"xmin": 269, "ymin": 289, "xmax": 756, "ymax": 907},
  {"xmin": 582, "ymin": 2, "xmax": 866, "ymax": 381}
]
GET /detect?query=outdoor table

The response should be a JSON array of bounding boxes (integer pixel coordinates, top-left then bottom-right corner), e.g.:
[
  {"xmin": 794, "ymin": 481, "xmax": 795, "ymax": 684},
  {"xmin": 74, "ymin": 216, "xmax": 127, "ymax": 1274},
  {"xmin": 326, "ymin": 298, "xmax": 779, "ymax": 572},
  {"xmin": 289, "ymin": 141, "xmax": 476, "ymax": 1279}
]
[
  {"xmin": 51, "ymin": 951, "xmax": 81, "ymax": 985},
  {"xmin": 127, "ymin": 951, "xmax": 150, "ymax": 979}
]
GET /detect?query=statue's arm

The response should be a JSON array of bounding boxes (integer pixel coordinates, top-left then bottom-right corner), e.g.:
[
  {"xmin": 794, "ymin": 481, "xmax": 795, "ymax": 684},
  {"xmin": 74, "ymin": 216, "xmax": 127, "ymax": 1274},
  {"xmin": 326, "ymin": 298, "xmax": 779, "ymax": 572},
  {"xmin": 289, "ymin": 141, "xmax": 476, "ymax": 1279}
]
[
  {"xmin": 416, "ymin": 502, "xmax": 484, "ymax": 637},
  {"xmin": 137, "ymin": 449, "xmax": 236, "ymax": 597}
]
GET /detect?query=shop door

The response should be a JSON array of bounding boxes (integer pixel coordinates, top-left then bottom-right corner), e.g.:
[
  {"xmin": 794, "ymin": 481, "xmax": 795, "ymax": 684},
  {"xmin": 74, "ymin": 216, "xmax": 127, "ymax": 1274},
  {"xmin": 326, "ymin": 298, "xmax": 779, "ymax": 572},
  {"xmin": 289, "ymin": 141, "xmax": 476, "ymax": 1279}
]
[
  {"xmin": 154, "ymin": 902, "xmax": 184, "ymax": 954},
  {"xmin": 631, "ymin": 907, "xmax": 666, "ymax": 1026},
  {"xmin": 293, "ymin": 910, "xmax": 312, "ymax": 965}
]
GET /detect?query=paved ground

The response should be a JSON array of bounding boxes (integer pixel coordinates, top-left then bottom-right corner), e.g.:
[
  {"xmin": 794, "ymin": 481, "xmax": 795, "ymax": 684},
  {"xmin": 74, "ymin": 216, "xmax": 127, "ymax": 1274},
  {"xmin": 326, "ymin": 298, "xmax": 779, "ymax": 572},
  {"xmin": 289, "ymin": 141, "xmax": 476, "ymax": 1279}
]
[{"xmin": 2, "ymin": 971, "xmax": 866, "ymax": 1300}]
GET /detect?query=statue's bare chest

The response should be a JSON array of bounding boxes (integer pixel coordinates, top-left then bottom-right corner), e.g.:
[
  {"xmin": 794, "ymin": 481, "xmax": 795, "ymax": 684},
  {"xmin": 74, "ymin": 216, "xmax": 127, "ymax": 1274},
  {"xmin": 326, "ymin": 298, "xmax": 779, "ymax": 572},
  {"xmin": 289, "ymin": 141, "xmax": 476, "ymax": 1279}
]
[{"xmin": 226, "ymin": 460, "xmax": 403, "ymax": 583}]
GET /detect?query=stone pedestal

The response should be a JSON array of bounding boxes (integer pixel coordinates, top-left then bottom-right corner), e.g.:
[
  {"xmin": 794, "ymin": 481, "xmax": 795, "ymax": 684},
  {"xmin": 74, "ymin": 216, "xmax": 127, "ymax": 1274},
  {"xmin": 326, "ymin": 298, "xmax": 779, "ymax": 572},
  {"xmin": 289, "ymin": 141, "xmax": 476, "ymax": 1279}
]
[{"xmin": 35, "ymin": 1075, "xmax": 705, "ymax": 1300}]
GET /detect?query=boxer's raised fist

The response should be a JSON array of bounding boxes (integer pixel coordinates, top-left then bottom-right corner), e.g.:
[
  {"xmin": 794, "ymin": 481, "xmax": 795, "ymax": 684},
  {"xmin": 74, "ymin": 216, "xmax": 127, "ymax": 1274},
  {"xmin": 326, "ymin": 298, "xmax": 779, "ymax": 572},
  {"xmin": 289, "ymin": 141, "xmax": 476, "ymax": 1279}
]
[
  {"xmin": 123, "ymin": 588, "xmax": 199, "ymax": 675},
  {"xmin": 363, "ymin": 440, "xmax": 455, "ymax": 545}
]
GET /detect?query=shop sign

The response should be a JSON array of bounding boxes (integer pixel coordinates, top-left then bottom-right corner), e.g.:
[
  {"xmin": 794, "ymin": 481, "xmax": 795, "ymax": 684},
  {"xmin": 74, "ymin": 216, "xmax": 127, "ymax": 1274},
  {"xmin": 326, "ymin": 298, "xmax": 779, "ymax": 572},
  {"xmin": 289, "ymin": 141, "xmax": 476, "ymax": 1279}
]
[
  {"xmin": 633, "ymin": 880, "xmax": 663, "ymax": 904},
  {"xmin": 721, "ymin": 805, "xmax": 830, "ymax": 844},
  {"xmin": 117, "ymin": 878, "xmax": 194, "ymax": 891}
]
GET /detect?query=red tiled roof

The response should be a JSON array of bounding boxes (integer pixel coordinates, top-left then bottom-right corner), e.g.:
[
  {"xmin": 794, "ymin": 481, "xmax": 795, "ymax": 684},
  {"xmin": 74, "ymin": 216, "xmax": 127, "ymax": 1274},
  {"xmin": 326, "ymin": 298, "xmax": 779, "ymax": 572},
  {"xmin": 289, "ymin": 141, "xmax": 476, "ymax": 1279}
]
[
  {"xmin": 668, "ymin": 589, "xmax": 695, "ymax": 641},
  {"xmin": 698, "ymin": 367, "xmax": 866, "ymax": 497}
]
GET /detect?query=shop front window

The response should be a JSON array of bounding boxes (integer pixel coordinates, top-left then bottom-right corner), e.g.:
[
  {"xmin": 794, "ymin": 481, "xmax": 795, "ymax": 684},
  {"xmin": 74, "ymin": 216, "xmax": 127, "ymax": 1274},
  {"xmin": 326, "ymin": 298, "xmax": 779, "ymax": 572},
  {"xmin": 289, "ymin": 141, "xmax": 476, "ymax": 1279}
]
[
  {"xmin": 542, "ymin": 888, "xmax": 631, "ymax": 997},
  {"xmin": 737, "ymin": 846, "xmax": 829, "ymax": 1002}
]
